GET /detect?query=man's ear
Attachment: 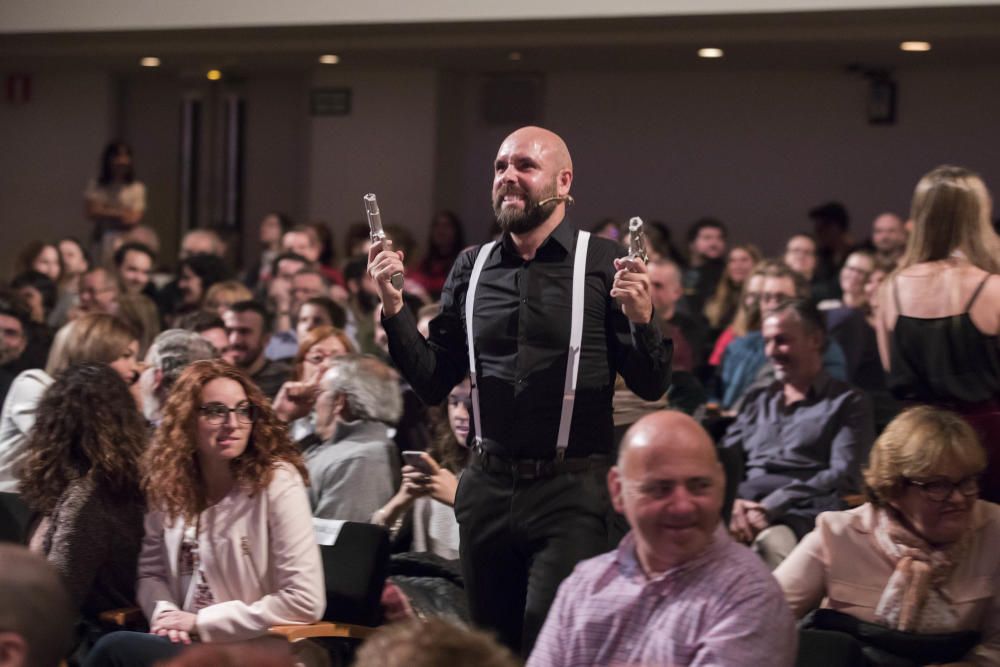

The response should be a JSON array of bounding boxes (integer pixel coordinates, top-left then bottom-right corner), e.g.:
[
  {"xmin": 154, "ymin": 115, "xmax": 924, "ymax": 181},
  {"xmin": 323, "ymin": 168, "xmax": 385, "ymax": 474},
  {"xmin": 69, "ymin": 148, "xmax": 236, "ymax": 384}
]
[
  {"xmin": 557, "ymin": 168, "xmax": 573, "ymax": 196},
  {"xmin": 608, "ymin": 466, "xmax": 626, "ymax": 515},
  {"xmin": 0, "ymin": 631, "xmax": 28, "ymax": 667},
  {"xmin": 152, "ymin": 367, "xmax": 164, "ymax": 391}
]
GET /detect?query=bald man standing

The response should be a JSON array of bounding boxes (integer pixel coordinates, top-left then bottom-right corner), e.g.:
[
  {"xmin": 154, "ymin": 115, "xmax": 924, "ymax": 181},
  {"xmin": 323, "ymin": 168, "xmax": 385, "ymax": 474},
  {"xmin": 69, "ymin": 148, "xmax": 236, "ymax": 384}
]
[
  {"xmin": 528, "ymin": 412, "xmax": 796, "ymax": 667},
  {"xmin": 370, "ymin": 126, "xmax": 671, "ymax": 654}
]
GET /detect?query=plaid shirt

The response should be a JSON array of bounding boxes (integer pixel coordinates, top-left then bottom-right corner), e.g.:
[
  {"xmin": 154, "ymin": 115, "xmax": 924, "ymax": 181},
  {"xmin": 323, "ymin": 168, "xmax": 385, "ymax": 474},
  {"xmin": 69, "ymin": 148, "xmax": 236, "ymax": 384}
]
[{"xmin": 527, "ymin": 526, "xmax": 797, "ymax": 667}]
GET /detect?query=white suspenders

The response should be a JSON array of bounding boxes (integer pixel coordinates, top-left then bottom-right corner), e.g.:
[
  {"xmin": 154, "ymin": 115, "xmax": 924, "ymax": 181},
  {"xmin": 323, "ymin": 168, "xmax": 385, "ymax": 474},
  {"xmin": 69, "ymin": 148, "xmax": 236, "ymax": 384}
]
[{"xmin": 465, "ymin": 231, "xmax": 591, "ymax": 460}]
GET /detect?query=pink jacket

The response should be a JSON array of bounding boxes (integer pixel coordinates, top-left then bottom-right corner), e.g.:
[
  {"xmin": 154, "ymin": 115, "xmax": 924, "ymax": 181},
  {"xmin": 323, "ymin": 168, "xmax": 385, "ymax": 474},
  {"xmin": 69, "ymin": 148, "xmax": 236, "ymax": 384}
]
[
  {"xmin": 774, "ymin": 501, "xmax": 1000, "ymax": 666},
  {"xmin": 137, "ymin": 463, "xmax": 325, "ymax": 642}
]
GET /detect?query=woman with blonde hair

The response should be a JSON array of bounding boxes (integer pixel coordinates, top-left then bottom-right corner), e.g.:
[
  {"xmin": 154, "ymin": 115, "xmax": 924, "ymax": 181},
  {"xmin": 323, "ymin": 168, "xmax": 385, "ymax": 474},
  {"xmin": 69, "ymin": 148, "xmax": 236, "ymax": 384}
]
[
  {"xmin": 875, "ymin": 165, "xmax": 1000, "ymax": 501},
  {"xmin": 203, "ymin": 280, "xmax": 253, "ymax": 316},
  {"xmin": 704, "ymin": 244, "xmax": 762, "ymax": 331},
  {"xmin": 775, "ymin": 406, "xmax": 999, "ymax": 664},
  {"xmin": 86, "ymin": 360, "xmax": 323, "ymax": 666},
  {"xmin": 0, "ymin": 313, "xmax": 140, "ymax": 492}
]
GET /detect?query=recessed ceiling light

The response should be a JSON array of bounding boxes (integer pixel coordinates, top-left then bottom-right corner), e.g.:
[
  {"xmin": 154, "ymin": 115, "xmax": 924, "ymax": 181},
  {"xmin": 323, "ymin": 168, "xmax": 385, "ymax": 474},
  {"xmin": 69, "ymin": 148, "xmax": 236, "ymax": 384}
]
[
  {"xmin": 140, "ymin": 57, "xmax": 160, "ymax": 68},
  {"xmin": 206, "ymin": 69, "xmax": 222, "ymax": 81},
  {"xmin": 318, "ymin": 54, "xmax": 340, "ymax": 65},
  {"xmin": 900, "ymin": 41, "xmax": 931, "ymax": 52},
  {"xmin": 698, "ymin": 48, "xmax": 724, "ymax": 59},
  {"xmin": 508, "ymin": 51, "xmax": 523, "ymax": 61}
]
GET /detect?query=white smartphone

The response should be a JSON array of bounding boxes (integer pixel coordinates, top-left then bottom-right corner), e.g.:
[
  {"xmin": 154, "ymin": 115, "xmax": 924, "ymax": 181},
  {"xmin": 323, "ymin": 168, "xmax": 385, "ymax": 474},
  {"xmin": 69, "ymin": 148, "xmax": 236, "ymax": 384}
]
[{"xmin": 402, "ymin": 450, "xmax": 434, "ymax": 475}]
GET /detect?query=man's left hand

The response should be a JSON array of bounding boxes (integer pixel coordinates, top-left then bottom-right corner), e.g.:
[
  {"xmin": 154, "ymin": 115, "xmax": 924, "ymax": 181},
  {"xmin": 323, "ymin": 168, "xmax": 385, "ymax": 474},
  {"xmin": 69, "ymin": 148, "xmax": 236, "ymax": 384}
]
[
  {"xmin": 611, "ymin": 257, "xmax": 653, "ymax": 324},
  {"xmin": 729, "ymin": 499, "xmax": 770, "ymax": 543}
]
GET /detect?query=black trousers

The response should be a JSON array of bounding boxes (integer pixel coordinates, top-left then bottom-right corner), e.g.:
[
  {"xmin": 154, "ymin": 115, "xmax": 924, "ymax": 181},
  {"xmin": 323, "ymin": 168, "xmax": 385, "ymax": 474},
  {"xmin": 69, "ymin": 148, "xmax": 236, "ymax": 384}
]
[{"xmin": 454, "ymin": 461, "xmax": 615, "ymax": 658}]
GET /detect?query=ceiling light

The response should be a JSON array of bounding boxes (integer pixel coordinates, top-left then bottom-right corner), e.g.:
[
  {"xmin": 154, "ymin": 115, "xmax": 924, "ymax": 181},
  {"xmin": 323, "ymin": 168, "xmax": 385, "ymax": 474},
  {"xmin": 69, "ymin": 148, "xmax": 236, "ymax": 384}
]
[
  {"xmin": 206, "ymin": 69, "xmax": 222, "ymax": 81},
  {"xmin": 698, "ymin": 48, "xmax": 724, "ymax": 59},
  {"xmin": 508, "ymin": 51, "xmax": 523, "ymax": 61},
  {"xmin": 140, "ymin": 57, "xmax": 160, "ymax": 68},
  {"xmin": 318, "ymin": 54, "xmax": 340, "ymax": 65},
  {"xmin": 900, "ymin": 41, "xmax": 931, "ymax": 52}
]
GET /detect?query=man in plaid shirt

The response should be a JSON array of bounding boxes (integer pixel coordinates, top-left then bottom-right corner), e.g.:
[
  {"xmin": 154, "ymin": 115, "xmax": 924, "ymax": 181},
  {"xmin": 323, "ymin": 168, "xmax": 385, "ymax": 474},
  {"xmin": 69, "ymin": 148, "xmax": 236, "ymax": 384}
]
[{"xmin": 528, "ymin": 411, "xmax": 796, "ymax": 667}]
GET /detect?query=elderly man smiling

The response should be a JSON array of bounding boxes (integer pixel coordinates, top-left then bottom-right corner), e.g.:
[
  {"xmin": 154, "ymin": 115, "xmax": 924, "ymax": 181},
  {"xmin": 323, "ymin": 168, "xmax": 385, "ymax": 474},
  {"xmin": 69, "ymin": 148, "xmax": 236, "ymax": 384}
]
[{"xmin": 527, "ymin": 411, "xmax": 796, "ymax": 667}]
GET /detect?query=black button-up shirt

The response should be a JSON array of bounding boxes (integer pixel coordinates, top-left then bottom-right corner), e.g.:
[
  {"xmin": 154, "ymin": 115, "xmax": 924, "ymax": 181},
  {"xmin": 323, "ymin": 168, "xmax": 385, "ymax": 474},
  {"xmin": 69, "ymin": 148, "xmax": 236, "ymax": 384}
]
[{"xmin": 383, "ymin": 221, "xmax": 672, "ymax": 459}]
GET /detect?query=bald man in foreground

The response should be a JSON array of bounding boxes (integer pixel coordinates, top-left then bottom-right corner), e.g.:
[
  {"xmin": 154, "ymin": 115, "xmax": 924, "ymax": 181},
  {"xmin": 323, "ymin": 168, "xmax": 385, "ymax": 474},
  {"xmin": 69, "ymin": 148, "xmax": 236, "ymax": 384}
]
[
  {"xmin": 528, "ymin": 412, "xmax": 796, "ymax": 667},
  {"xmin": 371, "ymin": 126, "xmax": 671, "ymax": 654}
]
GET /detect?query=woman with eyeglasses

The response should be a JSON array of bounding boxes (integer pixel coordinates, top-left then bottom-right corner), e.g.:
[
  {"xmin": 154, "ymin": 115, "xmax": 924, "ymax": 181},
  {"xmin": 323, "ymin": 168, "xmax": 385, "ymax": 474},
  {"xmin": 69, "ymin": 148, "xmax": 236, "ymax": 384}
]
[
  {"xmin": 775, "ymin": 406, "xmax": 999, "ymax": 665},
  {"xmin": 85, "ymin": 359, "xmax": 323, "ymax": 667},
  {"xmin": 272, "ymin": 325, "xmax": 354, "ymax": 441}
]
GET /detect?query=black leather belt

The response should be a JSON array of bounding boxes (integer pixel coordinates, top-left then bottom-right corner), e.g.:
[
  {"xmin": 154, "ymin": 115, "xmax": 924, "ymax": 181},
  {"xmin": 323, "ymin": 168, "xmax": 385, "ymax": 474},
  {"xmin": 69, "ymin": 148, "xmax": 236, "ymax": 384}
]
[{"xmin": 471, "ymin": 445, "xmax": 609, "ymax": 480}]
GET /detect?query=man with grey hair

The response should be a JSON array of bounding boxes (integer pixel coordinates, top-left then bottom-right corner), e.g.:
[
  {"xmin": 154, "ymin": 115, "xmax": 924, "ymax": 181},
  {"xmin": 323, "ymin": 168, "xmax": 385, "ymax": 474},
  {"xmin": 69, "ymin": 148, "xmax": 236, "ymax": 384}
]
[
  {"xmin": 138, "ymin": 329, "xmax": 218, "ymax": 424},
  {"xmin": 307, "ymin": 354, "xmax": 402, "ymax": 521}
]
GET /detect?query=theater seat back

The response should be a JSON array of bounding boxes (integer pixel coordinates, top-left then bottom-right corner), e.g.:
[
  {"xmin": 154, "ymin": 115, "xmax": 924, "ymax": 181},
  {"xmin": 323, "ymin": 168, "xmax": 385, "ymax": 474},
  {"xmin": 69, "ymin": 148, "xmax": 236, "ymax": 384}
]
[{"xmin": 320, "ymin": 522, "xmax": 390, "ymax": 627}]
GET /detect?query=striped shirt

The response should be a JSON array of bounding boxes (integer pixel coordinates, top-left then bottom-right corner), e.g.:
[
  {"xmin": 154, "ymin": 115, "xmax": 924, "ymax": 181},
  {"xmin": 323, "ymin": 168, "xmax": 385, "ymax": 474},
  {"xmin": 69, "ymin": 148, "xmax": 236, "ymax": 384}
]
[{"xmin": 527, "ymin": 526, "xmax": 797, "ymax": 667}]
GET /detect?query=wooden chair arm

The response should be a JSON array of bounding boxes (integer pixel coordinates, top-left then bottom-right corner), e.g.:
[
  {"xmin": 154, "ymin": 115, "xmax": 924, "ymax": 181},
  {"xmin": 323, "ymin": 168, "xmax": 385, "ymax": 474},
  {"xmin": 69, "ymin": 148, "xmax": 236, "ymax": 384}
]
[
  {"xmin": 269, "ymin": 621, "xmax": 376, "ymax": 642},
  {"xmin": 99, "ymin": 607, "xmax": 144, "ymax": 627}
]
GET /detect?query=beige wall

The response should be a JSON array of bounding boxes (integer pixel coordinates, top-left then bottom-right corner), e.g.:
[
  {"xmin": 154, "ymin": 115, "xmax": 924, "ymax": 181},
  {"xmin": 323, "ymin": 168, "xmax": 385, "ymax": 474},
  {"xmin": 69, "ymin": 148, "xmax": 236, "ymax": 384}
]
[
  {"xmin": 440, "ymin": 64, "xmax": 1000, "ymax": 253},
  {"xmin": 304, "ymin": 68, "xmax": 438, "ymax": 261},
  {"xmin": 2, "ymin": 62, "xmax": 999, "ymax": 273},
  {"xmin": 0, "ymin": 71, "xmax": 112, "ymax": 276}
]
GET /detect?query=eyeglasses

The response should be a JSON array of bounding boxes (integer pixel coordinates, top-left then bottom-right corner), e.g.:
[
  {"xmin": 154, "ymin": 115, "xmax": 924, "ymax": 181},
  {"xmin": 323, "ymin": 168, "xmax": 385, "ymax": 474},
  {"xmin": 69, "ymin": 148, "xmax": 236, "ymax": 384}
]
[
  {"xmin": 199, "ymin": 401, "xmax": 257, "ymax": 425},
  {"xmin": 905, "ymin": 475, "xmax": 980, "ymax": 502}
]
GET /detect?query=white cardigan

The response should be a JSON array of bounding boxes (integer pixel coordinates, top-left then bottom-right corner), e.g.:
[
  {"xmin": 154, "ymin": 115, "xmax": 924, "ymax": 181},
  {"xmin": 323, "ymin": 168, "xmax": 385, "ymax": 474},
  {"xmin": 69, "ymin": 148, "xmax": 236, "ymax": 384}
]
[{"xmin": 137, "ymin": 462, "xmax": 325, "ymax": 642}]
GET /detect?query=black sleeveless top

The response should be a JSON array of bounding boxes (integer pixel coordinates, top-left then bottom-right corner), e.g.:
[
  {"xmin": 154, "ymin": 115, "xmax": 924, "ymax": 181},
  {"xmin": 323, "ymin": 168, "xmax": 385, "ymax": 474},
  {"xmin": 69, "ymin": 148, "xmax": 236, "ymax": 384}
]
[{"xmin": 889, "ymin": 275, "xmax": 1000, "ymax": 403}]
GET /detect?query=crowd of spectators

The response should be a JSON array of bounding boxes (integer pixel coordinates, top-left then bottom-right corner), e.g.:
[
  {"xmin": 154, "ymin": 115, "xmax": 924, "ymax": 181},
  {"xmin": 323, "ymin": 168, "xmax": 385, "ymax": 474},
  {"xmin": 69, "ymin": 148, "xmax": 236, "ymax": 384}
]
[{"xmin": 0, "ymin": 138, "xmax": 998, "ymax": 667}]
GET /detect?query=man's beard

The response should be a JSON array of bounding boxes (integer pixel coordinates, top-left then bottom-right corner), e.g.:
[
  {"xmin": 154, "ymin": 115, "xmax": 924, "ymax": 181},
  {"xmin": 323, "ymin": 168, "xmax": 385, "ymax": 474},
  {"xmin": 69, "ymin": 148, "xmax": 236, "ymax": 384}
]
[{"xmin": 493, "ymin": 183, "xmax": 559, "ymax": 235}]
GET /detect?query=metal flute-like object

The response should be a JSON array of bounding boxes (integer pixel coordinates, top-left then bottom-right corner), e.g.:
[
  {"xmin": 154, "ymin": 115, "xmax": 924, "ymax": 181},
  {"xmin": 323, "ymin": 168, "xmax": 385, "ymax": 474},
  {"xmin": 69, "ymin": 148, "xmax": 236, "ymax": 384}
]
[
  {"xmin": 627, "ymin": 216, "xmax": 649, "ymax": 263},
  {"xmin": 364, "ymin": 193, "xmax": 404, "ymax": 290}
]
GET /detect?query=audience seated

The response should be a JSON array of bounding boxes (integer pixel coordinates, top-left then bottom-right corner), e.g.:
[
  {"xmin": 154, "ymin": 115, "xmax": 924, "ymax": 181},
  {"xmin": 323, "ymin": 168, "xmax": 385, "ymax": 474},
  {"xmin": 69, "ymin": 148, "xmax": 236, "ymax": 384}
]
[
  {"xmin": 408, "ymin": 210, "xmax": 466, "ymax": 300},
  {"xmin": 0, "ymin": 296, "xmax": 33, "ymax": 396},
  {"xmin": 704, "ymin": 243, "xmax": 762, "ymax": 335},
  {"xmin": 875, "ymin": 165, "xmax": 1000, "ymax": 502},
  {"xmin": 85, "ymin": 360, "xmax": 323, "ymax": 667},
  {"xmin": 717, "ymin": 262, "xmax": 847, "ymax": 412},
  {"xmin": 175, "ymin": 310, "xmax": 228, "ymax": 356},
  {"xmin": 265, "ymin": 267, "xmax": 331, "ymax": 362},
  {"xmin": 272, "ymin": 325, "xmax": 354, "ymax": 441},
  {"xmin": 178, "ymin": 229, "xmax": 226, "ymax": 260},
  {"xmin": 77, "ymin": 267, "xmax": 120, "ymax": 317},
  {"xmin": 170, "ymin": 254, "xmax": 232, "ymax": 323},
  {"xmin": 681, "ymin": 217, "xmax": 727, "ymax": 317},
  {"xmin": 527, "ymin": 411, "xmax": 796, "ymax": 667},
  {"xmin": 52, "ymin": 237, "xmax": 90, "ymax": 327},
  {"xmin": 113, "ymin": 242, "xmax": 157, "ymax": 299},
  {"xmin": 867, "ymin": 211, "xmax": 908, "ymax": 266},
  {"xmin": 353, "ymin": 618, "xmax": 518, "ymax": 667},
  {"xmin": 808, "ymin": 201, "xmax": 855, "ymax": 290},
  {"xmin": 221, "ymin": 301, "xmax": 290, "ymax": 400},
  {"xmin": 20, "ymin": 363, "xmax": 147, "ymax": 653},
  {"xmin": 294, "ymin": 296, "xmax": 347, "ymax": 341},
  {"xmin": 374, "ymin": 378, "xmax": 470, "ymax": 559},
  {"xmin": 775, "ymin": 406, "xmax": 999, "ymax": 665},
  {"xmin": 138, "ymin": 329, "xmax": 218, "ymax": 425},
  {"xmin": 722, "ymin": 299, "xmax": 873, "ymax": 568},
  {"xmin": 307, "ymin": 354, "xmax": 402, "ymax": 521},
  {"xmin": 0, "ymin": 544, "xmax": 76, "ymax": 667},
  {"xmin": 0, "ymin": 313, "xmax": 140, "ymax": 492},
  {"xmin": 243, "ymin": 212, "xmax": 292, "ymax": 291},
  {"xmin": 202, "ymin": 280, "xmax": 253, "ymax": 317}
]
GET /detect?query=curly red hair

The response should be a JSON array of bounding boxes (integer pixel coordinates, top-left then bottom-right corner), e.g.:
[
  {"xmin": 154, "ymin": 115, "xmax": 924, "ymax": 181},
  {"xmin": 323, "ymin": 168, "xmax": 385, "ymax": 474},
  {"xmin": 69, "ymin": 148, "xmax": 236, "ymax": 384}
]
[{"xmin": 143, "ymin": 359, "xmax": 307, "ymax": 521}]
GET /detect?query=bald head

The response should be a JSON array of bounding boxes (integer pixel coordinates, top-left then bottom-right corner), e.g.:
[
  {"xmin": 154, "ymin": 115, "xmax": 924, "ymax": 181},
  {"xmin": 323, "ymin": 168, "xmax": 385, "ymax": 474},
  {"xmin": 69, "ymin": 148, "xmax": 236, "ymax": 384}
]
[
  {"xmin": 500, "ymin": 126, "xmax": 572, "ymax": 172},
  {"xmin": 618, "ymin": 411, "xmax": 719, "ymax": 471},
  {"xmin": 611, "ymin": 411, "xmax": 724, "ymax": 574}
]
